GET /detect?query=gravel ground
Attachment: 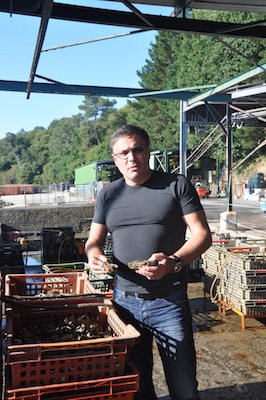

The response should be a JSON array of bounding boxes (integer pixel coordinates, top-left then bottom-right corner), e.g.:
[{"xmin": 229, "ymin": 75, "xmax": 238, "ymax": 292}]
[{"xmin": 153, "ymin": 279, "xmax": 266, "ymax": 400}]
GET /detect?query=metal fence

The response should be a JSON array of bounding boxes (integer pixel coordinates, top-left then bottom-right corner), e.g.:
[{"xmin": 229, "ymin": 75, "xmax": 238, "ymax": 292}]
[{"xmin": 1, "ymin": 183, "xmax": 99, "ymax": 207}]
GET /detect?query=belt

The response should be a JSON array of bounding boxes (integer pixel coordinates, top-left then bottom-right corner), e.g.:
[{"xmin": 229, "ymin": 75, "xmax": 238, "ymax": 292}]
[{"xmin": 125, "ymin": 291, "xmax": 160, "ymax": 300}]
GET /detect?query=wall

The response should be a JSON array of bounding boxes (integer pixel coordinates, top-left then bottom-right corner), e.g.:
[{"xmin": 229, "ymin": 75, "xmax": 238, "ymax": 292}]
[{"xmin": 0, "ymin": 204, "xmax": 94, "ymax": 236}]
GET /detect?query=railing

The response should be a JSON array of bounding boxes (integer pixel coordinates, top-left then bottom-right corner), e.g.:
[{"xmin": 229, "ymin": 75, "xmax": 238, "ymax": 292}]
[{"xmin": 1, "ymin": 183, "xmax": 99, "ymax": 207}]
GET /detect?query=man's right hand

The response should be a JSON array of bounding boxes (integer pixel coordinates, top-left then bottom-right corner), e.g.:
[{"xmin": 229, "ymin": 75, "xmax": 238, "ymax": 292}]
[{"xmin": 88, "ymin": 254, "xmax": 108, "ymax": 274}]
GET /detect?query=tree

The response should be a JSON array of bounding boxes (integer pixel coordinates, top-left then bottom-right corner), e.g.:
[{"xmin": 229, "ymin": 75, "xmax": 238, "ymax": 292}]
[
  {"xmin": 0, "ymin": 11, "xmax": 265, "ymax": 185},
  {"xmin": 79, "ymin": 95, "xmax": 117, "ymax": 145},
  {"xmin": 132, "ymin": 10, "xmax": 266, "ymax": 166}
]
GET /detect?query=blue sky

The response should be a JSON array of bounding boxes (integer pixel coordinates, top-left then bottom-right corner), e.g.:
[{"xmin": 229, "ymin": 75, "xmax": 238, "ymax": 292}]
[{"xmin": 0, "ymin": 1, "xmax": 172, "ymax": 139}]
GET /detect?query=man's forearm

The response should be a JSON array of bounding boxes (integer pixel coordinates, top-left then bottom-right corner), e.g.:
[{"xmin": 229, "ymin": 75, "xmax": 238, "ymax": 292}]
[
  {"xmin": 85, "ymin": 240, "xmax": 104, "ymax": 260},
  {"xmin": 174, "ymin": 231, "xmax": 212, "ymax": 265}
]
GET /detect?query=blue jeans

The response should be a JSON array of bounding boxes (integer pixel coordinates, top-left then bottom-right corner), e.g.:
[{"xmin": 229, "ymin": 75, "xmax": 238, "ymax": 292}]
[{"xmin": 113, "ymin": 287, "xmax": 200, "ymax": 400}]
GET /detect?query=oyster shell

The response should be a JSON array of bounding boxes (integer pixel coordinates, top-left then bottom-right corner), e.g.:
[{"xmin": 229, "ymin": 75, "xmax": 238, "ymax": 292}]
[
  {"xmin": 102, "ymin": 261, "xmax": 118, "ymax": 273},
  {"xmin": 128, "ymin": 259, "xmax": 158, "ymax": 270}
]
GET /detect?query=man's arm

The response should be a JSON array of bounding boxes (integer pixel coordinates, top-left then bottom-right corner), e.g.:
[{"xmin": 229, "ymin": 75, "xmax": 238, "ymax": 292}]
[
  {"xmin": 174, "ymin": 209, "xmax": 212, "ymax": 265},
  {"xmin": 85, "ymin": 222, "xmax": 109, "ymax": 273},
  {"xmin": 136, "ymin": 209, "xmax": 212, "ymax": 280}
]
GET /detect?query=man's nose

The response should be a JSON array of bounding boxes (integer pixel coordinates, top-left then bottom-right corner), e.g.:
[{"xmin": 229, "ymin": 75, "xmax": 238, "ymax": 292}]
[{"xmin": 128, "ymin": 149, "xmax": 136, "ymax": 160}]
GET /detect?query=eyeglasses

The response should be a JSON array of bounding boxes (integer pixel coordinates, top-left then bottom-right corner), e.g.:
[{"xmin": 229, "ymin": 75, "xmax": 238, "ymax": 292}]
[{"xmin": 112, "ymin": 145, "xmax": 149, "ymax": 160}]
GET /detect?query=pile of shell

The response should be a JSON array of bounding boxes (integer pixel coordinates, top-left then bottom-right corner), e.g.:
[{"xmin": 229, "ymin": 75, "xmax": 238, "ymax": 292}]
[
  {"xmin": 36, "ymin": 289, "xmax": 71, "ymax": 297},
  {"xmin": 20, "ymin": 314, "xmax": 112, "ymax": 343}
]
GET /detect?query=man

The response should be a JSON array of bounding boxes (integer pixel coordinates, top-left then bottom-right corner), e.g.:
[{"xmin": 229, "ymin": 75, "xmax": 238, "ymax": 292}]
[{"xmin": 85, "ymin": 125, "xmax": 212, "ymax": 400}]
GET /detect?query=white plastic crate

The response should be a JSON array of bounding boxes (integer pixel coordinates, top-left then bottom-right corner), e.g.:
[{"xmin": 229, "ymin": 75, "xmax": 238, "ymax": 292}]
[
  {"xmin": 104, "ymin": 234, "xmax": 113, "ymax": 261},
  {"xmin": 220, "ymin": 293, "xmax": 266, "ymax": 315},
  {"xmin": 188, "ymin": 257, "xmax": 202, "ymax": 271},
  {"xmin": 224, "ymin": 267, "xmax": 266, "ymax": 288},
  {"xmin": 220, "ymin": 283, "xmax": 266, "ymax": 301},
  {"xmin": 225, "ymin": 254, "xmax": 266, "ymax": 272}
]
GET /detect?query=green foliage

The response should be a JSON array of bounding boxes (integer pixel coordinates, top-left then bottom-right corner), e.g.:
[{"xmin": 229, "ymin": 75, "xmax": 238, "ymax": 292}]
[{"xmin": 0, "ymin": 10, "xmax": 265, "ymax": 185}]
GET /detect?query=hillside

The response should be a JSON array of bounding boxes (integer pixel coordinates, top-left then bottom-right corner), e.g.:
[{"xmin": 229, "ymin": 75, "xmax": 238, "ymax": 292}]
[{"xmin": 232, "ymin": 156, "xmax": 266, "ymax": 199}]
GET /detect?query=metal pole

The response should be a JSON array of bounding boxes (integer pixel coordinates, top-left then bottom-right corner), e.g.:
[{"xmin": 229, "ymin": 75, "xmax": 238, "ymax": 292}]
[
  {"xmin": 226, "ymin": 104, "xmax": 233, "ymax": 212},
  {"xmin": 24, "ymin": 185, "xmax": 26, "ymax": 207},
  {"xmin": 179, "ymin": 100, "xmax": 187, "ymax": 176},
  {"xmin": 219, "ymin": 103, "xmax": 237, "ymax": 230},
  {"xmin": 216, "ymin": 156, "xmax": 220, "ymax": 196}
]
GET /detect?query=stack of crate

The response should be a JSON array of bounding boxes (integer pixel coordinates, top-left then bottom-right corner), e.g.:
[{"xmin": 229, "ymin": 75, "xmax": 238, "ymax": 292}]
[
  {"xmin": 75, "ymin": 234, "xmax": 113, "ymax": 263},
  {"xmin": 0, "ymin": 243, "xmax": 24, "ymax": 277},
  {"xmin": 202, "ymin": 237, "xmax": 266, "ymax": 315},
  {"xmin": 201, "ymin": 238, "xmax": 236, "ymax": 297},
  {"xmin": 104, "ymin": 233, "xmax": 113, "ymax": 262},
  {"xmin": 2, "ymin": 271, "xmax": 140, "ymax": 400},
  {"xmin": 219, "ymin": 253, "xmax": 266, "ymax": 315}
]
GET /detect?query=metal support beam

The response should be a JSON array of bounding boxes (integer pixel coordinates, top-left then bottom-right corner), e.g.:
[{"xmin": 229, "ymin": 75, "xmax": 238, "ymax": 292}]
[
  {"xmin": 233, "ymin": 139, "xmax": 266, "ymax": 171},
  {"xmin": 220, "ymin": 103, "xmax": 237, "ymax": 230},
  {"xmin": 1, "ymin": 2, "xmax": 266, "ymax": 40},
  {"xmin": 26, "ymin": 0, "xmax": 53, "ymax": 98},
  {"xmin": 187, "ymin": 62, "xmax": 266, "ymax": 106},
  {"xmin": 121, "ymin": 0, "xmax": 155, "ymax": 28},
  {"xmin": 0, "ymin": 80, "xmax": 173, "ymax": 98},
  {"xmin": 179, "ymin": 100, "xmax": 187, "ymax": 176},
  {"xmin": 226, "ymin": 104, "xmax": 233, "ymax": 212},
  {"xmin": 204, "ymin": 103, "xmax": 227, "ymax": 134},
  {"xmin": 129, "ymin": 87, "xmax": 230, "ymax": 102},
  {"xmin": 0, "ymin": 80, "xmax": 229, "ymax": 101}
]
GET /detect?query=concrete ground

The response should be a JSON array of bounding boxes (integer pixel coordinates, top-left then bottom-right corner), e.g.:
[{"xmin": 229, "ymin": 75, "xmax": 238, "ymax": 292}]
[
  {"xmin": 1, "ymin": 196, "xmax": 265, "ymax": 399},
  {"xmin": 153, "ymin": 279, "xmax": 266, "ymax": 400},
  {"xmin": 154, "ymin": 210, "xmax": 266, "ymax": 400}
]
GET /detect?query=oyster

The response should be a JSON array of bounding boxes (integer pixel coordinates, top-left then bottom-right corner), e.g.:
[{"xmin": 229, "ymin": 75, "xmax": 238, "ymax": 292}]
[
  {"xmin": 102, "ymin": 259, "xmax": 158, "ymax": 272},
  {"xmin": 102, "ymin": 261, "xmax": 118, "ymax": 273},
  {"xmin": 128, "ymin": 259, "xmax": 158, "ymax": 270}
]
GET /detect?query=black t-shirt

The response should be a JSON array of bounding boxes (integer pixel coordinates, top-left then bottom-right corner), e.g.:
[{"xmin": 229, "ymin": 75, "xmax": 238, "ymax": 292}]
[{"xmin": 93, "ymin": 171, "xmax": 203, "ymax": 295}]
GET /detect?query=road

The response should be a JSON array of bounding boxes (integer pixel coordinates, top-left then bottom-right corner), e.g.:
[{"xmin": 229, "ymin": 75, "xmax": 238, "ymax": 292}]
[{"xmin": 201, "ymin": 197, "xmax": 266, "ymax": 238}]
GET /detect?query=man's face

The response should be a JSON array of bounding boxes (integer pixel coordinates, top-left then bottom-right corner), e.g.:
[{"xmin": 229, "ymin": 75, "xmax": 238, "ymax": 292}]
[{"xmin": 112, "ymin": 135, "xmax": 151, "ymax": 186}]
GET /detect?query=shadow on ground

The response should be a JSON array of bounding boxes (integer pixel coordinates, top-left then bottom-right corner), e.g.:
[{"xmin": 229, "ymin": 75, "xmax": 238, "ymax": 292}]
[{"xmin": 158, "ymin": 380, "xmax": 266, "ymax": 399}]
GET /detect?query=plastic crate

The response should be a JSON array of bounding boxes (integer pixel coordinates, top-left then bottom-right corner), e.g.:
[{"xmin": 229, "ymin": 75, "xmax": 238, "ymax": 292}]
[
  {"xmin": 188, "ymin": 257, "xmax": 202, "ymax": 272},
  {"xmin": 225, "ymin": 254, "xmax": 266, "ymax": 272},
  {"xmin": 4, "ymin": 271, "xmax": 97, "ymax": 301},
  {"xmin": 220, "ymin": 282, "xmax": 266, "ymax": 301},
  {"xmin": 220, "ymin": 293, "xmax": 266, "ymax": 315},
  {"xmin": 88, "ymin": 271, "xmax": 114, "ymax": 294},
  {"xmin": 42, "ymin": 263, "xmax": 114, "ymax": 295},
  {"xmin": 75, "ymin": 238, "xmax": 87, "ymax": 262},
  {"xmin": 0, "ymin": 243, "xmax": 24, "ymax": 267},
  {"xmin": 0, "ymin": 265, "xmax": 25, "ymax": 278},
  {"xmin": 5, "ymin": 363, "xmax": 138, "ymax": 400},
  {"xmin": 5, "ymin": 301, "xmax": 140, "ymax": 389},
  {"xmin": 223, "ymin": 267, "xmax": 266, "ymax": 288},
  {"xmin": 41, "ymin": 227, "xmax": 76, "ymax": 265},
  {"xmin": 42, "ymin": 261, "xmax": 88, "ymax": 272}
]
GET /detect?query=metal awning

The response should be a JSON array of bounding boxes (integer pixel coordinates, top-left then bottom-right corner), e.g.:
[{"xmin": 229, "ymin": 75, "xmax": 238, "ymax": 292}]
[
  {"xmin": 1, "ymin": 0, "xmax": 266, "ymax": 118},
  {"xmin": 2, "ymin": 1, "xmax": 266, "ymax": 41}
]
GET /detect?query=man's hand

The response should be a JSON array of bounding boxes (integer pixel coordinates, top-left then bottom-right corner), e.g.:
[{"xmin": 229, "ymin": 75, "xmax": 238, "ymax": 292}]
[
  {"xmin": 134, "ymin": 252, "xmax": 174, "ymax": 280},
  {"xmin": 88, "ymin": 254, "xmax": 109, "ymax": 274}
]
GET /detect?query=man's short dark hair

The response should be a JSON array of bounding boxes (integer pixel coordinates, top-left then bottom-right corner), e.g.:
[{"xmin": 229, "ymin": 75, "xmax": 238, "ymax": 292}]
[{"xmin": 110, "ymin": 125, "xmax": 150, "ymax": 152}]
